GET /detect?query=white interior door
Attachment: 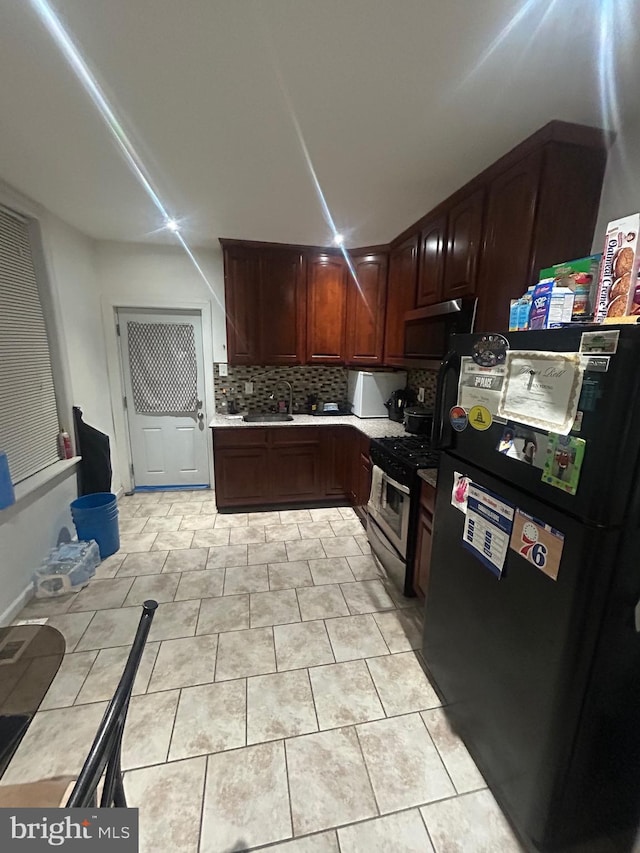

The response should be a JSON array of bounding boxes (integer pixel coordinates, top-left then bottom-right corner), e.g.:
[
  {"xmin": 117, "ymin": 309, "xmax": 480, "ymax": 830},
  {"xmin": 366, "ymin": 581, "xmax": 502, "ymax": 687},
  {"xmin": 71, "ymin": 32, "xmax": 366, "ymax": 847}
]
[{"xmin": 118, "ymin": 309, "xmax": 210, "ymax": 488}]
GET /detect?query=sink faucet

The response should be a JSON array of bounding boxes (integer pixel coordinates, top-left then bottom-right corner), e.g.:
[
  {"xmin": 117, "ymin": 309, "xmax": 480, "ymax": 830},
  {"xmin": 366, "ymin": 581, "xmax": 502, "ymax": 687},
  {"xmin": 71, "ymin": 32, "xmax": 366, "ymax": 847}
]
[{"xmin": 270, "ymin": 379, "xmax": 293, "ymax": 415}]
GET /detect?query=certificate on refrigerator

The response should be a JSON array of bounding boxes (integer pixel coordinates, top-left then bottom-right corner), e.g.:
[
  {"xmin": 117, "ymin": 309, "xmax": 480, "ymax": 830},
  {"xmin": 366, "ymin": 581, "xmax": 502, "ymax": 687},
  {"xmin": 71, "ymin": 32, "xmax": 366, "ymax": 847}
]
[
  {"xmin": 462, "ymin": 483, "xmax": 515, "ymax": 578},
  {"xmin": 497, "ymin": 351, "xmax": 583, "ymax": 435},
  {"xmin": 457, "ymin": 357, "xmax": 506, "ymax": 415}
]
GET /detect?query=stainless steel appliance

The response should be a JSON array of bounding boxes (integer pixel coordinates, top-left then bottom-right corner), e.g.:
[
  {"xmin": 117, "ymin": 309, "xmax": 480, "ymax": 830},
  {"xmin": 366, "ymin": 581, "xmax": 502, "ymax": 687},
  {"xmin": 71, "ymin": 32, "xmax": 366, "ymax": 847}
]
[{"xmin": 367, "ymin": 436, "xmax": 439, "ymax": 596}]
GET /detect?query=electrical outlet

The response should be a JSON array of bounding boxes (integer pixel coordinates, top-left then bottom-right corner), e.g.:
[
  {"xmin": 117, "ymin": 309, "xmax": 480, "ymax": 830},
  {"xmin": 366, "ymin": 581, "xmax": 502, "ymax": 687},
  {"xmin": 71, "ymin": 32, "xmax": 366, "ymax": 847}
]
[
  {"xmin": 244, "ymin": 381, "xmax": 254, "ymax": 395},
  {"xmin": 418, "ymin": 387, "xmax": 425, "ymax": 403},
  {"xmin": 218, "ymin": 363, "xmax": 228, "ymax": 377}
]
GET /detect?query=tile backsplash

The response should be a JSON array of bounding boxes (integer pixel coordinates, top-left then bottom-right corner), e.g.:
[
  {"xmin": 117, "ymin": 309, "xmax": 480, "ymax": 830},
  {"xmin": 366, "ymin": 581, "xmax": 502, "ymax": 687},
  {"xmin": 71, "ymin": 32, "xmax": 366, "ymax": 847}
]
[
  {"xmin": 406, "ymin": 369, "xmax": 438, "ymax": 407},
  {"xmin": 214, "ymin": 365, "xmax": 348, "ymax": 413},
  {"xmin": 214, "ymin": 364, "xmax": 439, "ymax": 414}
]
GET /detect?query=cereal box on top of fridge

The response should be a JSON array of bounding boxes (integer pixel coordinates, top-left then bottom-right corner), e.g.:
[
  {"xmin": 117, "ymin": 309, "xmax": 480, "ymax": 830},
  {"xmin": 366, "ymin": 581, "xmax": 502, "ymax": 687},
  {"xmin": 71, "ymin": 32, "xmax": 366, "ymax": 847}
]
[{"xmin": 594, "ymin": 213, "xmax": 640, "ymax": 322}]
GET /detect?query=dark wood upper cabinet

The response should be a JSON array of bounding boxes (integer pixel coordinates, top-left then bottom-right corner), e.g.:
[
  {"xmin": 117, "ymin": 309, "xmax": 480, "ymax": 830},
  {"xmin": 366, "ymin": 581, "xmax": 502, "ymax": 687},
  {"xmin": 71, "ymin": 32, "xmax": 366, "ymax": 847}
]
[
  {"xmin": 383, "ymin": 234, "xmax": 419, "ymax": 366},
  {"xmin": 223, "ymin": 247, "xmax": 260, "ymax": 365},
  {"xmin": 346, "ymin": 252, "xmax": 388, "ymax": 365},
  {"xmin": 442, "ymin": 189, "xmax": 484, "ymax": 300},
  {"xmin": 474, "ymin": 152, "xmax": 543, "ymax": 333},
  {"xmin": 258, "ymin": 249, "xmax": 307, "ymax": 365},
  {"xmin": 306, "ymin": 254, "xmax": 347, "ymax": 364},
  {"xmin": 417, "ymin": 215, "xmax": 447, "ymax": 306}
]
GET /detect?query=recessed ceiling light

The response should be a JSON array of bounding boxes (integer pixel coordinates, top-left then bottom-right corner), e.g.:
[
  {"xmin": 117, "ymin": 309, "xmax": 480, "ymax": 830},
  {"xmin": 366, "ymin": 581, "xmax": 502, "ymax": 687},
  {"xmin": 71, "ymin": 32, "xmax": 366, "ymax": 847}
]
[
  {"xmin": 165, "ymin": 218, "xmax": 180, "ymax": 233},
  {"xmin": 333, "ymin": 233, "xmax": 344, "ymax": 246}
]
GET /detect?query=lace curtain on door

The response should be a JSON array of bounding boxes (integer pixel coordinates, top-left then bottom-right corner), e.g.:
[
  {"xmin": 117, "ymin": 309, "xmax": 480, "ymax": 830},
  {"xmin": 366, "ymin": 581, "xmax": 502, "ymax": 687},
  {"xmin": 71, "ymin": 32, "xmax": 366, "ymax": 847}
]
[{"xmin": 127, "ymin": 322, "xmax": 198, "ymax": 414}]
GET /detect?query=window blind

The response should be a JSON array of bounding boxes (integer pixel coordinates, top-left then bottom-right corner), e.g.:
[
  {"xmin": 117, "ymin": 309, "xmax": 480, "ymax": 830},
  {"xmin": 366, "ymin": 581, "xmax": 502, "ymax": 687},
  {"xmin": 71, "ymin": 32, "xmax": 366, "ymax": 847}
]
[{"xmin": 0, "ymin": 206, "xmax": 60, "ymax": 484}]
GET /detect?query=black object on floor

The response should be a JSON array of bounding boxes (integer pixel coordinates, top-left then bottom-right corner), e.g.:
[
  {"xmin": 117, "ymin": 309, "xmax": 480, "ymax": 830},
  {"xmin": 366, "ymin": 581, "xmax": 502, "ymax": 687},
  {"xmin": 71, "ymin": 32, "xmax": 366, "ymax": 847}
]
[
  {"xmin": 73, "ymin": 406, "xmax": 112, "ymax": 495},
  {"xmin": 0, "ymin": 715, "xmax": 32, "ymax": 779}
]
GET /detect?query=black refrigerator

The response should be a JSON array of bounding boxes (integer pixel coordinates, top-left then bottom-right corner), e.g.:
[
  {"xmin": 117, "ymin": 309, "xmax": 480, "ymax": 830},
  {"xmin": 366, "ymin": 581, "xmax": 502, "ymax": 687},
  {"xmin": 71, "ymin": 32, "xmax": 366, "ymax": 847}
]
[{"xmin": 423, "ymin": 325, "xmax": 640, "ymax": 852}]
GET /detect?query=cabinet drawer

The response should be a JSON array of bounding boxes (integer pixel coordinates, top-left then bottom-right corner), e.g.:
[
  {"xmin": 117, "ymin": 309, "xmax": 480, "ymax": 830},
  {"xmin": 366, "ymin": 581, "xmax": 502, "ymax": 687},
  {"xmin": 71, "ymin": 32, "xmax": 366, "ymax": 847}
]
[
  {"xmin": 213, "ymin": 428, "xmax": 268, "ymax": 449},
  {"xmin": 270, "ymin": 427, "xmax": 321, "ymax": 446}
]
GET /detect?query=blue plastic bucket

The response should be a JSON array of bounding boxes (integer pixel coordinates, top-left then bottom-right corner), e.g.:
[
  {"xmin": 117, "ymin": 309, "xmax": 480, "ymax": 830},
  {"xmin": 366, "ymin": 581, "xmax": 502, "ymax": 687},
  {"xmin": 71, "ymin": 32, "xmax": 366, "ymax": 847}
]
[
  {"xmin": 70, "ymin": 492, "xmax": 120, "ymax": 559},
  {"xmin": 0, "ymin": 451, "xmax": 15, "ymax": 510}
]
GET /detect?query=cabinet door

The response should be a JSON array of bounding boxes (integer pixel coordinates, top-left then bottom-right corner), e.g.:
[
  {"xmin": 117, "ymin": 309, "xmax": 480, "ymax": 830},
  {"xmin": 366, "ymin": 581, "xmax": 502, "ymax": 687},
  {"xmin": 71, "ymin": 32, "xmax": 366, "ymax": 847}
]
[
  {"xmin": 270, "ymin": 444, "xmax": 322, "ymax": 501},
  {"xmin": 223, "ymin": 248, "xmax": 260, "ymax": 365},
  {"xmin": 345, "ymin": 252, "xmax": 388, "ymax": 365},
  {"xmin": 383, "ymin": 234, "xmax": 419, "ymax": 366},
  {"xmin": 442, "ymin": 189, "xmax": 484, "ymax": 301},
  {"xmin": 474, "ymin": 152, "xmax": 543, "ymax": 333},
  {"xmin": 323, "ymin": 426, "xmax": 351, "ymax": 498},
  {"xmin": 259, "ymin": 250, "xmax": 306, "ymax": 364},
  {"xmin": 413, "ymin": 505, "xmax": 434, "ymax": 598},
  {"xmin": 214, "ymin": 447, "xmax": 270, "ymax": 508},
  {"xmin": 306, "ymin": 254, "xmax": 347, "ymax": 364},
  {"xmin": 417, "ymin": 215, "xmax": 446, "ymax": 306},
  {"xmin": 356, "ymin": 449, "xmax": 372, "ymax": 507}
]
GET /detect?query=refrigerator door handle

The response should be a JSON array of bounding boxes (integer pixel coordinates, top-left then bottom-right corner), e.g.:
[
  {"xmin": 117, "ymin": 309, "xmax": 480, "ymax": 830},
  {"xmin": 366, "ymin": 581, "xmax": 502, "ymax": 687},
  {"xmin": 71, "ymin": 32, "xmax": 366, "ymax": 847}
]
[
  {"xmin": 634, "ymin": 599, "xmax": 640, "ymax": 633},
  {"xmin": 431, "ymin": 349, "xmax": 460, "ymax": 450}
]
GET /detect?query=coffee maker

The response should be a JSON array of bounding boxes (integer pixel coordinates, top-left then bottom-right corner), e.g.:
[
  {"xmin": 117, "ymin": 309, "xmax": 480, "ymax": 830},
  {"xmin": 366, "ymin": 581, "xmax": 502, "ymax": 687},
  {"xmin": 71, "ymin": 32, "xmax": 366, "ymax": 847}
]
[{"xmin": 384, "ymin": 387, "xmax": 416, "ymax": 423}]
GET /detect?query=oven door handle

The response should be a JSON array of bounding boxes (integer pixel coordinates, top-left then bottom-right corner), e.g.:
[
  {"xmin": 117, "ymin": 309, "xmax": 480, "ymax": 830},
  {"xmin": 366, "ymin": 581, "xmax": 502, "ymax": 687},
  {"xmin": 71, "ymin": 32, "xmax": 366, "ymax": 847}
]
[{"xmin": 382, "ymin": 473, "xmax": 410, "ymax": 497}]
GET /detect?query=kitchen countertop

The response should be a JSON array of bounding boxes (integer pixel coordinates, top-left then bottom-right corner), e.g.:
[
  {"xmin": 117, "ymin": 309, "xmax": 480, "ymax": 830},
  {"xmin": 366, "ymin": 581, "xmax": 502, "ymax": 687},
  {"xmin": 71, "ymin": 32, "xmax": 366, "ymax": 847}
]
[
  {"xmin": 418, "ymin": 468, "xmax": 438, "ymax": 488},
  {"xmin": 209, "ymin": 413, "xmax": 407, "ymax": 439}
]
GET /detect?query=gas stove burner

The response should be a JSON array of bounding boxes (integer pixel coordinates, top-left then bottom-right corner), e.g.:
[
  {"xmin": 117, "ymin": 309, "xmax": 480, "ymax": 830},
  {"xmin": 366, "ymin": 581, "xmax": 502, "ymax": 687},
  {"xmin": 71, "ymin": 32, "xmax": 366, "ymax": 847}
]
[{"xmin": 371, "ymin": 436, "xmax": 440, "ymax": 474}]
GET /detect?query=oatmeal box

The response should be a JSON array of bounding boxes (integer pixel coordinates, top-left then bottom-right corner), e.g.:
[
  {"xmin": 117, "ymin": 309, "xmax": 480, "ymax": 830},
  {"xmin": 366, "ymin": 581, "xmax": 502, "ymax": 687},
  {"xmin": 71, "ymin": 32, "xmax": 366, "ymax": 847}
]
[{"xmin": 594, "ymin": 213, "xmax": 640, "ymax": 322}]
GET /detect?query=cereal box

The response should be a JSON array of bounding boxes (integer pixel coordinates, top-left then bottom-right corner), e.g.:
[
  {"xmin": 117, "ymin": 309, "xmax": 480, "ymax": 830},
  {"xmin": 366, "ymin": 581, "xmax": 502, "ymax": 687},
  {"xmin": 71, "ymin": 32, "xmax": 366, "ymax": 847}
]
[{"xmin": 594, "ymin": 213, "xmax": 640, "ymax": 322}]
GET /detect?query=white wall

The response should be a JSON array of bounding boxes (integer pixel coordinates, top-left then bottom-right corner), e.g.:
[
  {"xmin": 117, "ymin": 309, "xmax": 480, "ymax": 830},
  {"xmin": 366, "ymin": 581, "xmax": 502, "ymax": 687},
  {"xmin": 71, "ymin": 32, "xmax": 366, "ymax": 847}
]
[
  {"xmin": 0, "ymin": 180, "xmax": 120, "ymax": 622},
  {"xmin": 95, "ymin": 241, "xmax": 226, "ymax": 362},
  {"xmin": 94, "ymin": 240, "xmax": 225, "ymax": 492},
  {"xmin": 0, "ymin": 470, "xmax": 77, "ymax": 624},
  {"xmin": 592, "ymin": 115, "xmax": 640, "ymax": 251},
  {"xmin": 41, "ymin": 215, "xmax": 122, "ymax": 490}
]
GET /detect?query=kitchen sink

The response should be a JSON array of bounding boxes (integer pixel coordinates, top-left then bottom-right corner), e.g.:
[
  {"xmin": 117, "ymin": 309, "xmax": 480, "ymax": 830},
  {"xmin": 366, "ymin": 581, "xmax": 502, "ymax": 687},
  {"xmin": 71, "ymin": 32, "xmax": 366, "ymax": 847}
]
[{"xmin": 242, "ymin": 413, "xmax": 294, "ymax": 423}]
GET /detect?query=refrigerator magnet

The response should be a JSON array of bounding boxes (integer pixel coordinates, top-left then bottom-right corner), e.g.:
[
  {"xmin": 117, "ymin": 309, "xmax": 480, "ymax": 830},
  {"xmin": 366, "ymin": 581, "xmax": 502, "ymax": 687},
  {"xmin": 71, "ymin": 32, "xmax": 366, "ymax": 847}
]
[
  {"xmin": 462, "ymin": 483, "xmax": 515, "ymax": 578},
  {"xmin": 469, "ymin": 405, "xmax": 493, "ymax": 431},
  {"xmin": 580, "ymin": 329, "xmax": 619, "ymax": 354},
  {"xmin": 541, "ymin": 434, "xmax": 586, "ymax": 495},
  {"xmin": 450, "ymin": 406, "xmax": 469, "ymax": 432},
  {"xmin": 451, "ymin": 472, "xmax": 471, "ymax": 513},
  {"xmin": 471, "ymin": 334, "xmax": 509, "ymax": 368},
  {"xmin": 510, "ymin": 510, "xmax": 565, "ymax": 581}
]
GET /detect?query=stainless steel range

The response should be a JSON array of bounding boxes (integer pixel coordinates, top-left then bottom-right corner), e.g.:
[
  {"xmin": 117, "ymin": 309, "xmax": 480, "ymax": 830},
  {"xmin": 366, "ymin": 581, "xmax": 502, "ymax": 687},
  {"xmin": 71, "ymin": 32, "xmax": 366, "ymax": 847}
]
[{"xmin": 367, "ymin": 436, "xmax": 439, "ymax": 597}]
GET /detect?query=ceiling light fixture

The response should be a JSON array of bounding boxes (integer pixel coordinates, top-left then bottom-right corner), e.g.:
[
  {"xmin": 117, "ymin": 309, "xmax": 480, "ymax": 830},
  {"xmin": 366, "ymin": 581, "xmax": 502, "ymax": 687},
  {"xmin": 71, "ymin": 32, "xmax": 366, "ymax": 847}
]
[
  {"xmin": 165, "ymin": 219, "xmax": 180, "ymax": 233},
  {"xmin": 333, "ymin": 233, "xmax": 344, "ymax": 246}
]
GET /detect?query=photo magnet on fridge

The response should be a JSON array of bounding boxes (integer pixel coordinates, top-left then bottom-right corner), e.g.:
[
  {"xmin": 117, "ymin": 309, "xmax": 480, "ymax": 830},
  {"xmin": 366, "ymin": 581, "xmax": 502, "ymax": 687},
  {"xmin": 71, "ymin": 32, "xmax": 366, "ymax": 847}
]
[
  {"xmin": 542, "ymin": 433, "xmax": 586, "ymax": 495},
  {"xmin": 496, "ymin": 422, "xmax": 549, "ymax": 470}
]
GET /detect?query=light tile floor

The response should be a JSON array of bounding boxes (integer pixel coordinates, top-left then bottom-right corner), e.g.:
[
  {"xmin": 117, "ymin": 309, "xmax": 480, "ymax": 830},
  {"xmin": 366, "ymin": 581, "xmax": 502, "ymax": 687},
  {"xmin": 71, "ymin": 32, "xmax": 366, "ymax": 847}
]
[{"xmin": 2, "ymin": 490, "xmax": 568, "ymax": 852}]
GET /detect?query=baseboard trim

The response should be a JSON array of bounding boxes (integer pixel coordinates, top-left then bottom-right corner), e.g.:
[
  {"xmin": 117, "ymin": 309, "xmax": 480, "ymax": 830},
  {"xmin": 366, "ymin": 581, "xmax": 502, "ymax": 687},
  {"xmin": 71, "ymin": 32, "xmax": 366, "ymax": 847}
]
[{"xmin": 0, "ymin": 583, "xmax": 34, "ymax": 627}]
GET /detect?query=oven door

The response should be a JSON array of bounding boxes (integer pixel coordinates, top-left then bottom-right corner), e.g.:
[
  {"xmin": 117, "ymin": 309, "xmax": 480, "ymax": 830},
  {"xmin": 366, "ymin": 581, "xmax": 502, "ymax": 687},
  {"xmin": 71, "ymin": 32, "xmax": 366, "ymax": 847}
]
[{"xmin": 367, "ymin": 467, "xmax": 411, "ymax": 558}]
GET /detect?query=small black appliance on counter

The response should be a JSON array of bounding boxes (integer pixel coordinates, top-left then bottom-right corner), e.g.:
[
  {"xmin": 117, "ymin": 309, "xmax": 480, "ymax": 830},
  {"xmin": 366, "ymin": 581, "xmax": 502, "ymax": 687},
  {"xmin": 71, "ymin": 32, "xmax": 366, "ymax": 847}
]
[
  {"xmin": 384, "ymin": 387, "xmax": 416, "ymax": 423},
  {"xmin": 404, "ymin": 406, "xmax": 434, "ymax": 435}
]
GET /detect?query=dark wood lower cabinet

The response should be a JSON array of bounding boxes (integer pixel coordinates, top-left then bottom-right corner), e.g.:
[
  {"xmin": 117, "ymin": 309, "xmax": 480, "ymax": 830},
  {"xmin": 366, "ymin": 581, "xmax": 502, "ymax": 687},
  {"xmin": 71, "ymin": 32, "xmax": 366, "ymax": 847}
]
[
  {"xmin": 413, "ymin": 480, "xmax": 436, "ymax": 598},
  {"xmin": 270, "ymin": 442, "xmax": 321, "ymax": 501},
  {"xmin": 213, "ymin": 425, "xmax": 372, "ymax": 510}
]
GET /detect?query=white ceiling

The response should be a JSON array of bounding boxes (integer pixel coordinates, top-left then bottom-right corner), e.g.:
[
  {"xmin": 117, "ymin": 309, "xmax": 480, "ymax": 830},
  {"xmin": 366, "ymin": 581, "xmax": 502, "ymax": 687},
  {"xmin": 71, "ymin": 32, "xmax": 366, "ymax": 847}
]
[{"xmin": 0, "ymin": 0, "xmax": 638, "ymax": 248}]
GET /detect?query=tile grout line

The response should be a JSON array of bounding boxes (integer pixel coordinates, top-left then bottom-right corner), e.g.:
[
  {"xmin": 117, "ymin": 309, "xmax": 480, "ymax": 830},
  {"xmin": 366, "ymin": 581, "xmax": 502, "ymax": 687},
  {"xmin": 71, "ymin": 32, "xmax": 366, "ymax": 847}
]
[
  {"xmin": 352, "ymin": 723, "xmax": 381, "ymax": 818},
  {"xmin": 281, "ymin": 736, "xmax": 296, "ymax": 842},
  {"xmin": 196, "ymin": 753, "xmax": 209, "ymax": 853},
  {"xmin": 417, "ymin": 710, "xmax": 459, "ymax": 797},
  {"xmin": 304, "ymin": 666, "xmax": 321, "ymax": 734}
]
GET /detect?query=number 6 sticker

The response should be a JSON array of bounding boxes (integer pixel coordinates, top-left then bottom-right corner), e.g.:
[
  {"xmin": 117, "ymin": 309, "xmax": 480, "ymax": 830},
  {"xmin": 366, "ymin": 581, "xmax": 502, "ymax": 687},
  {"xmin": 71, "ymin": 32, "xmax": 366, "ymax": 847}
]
[{"xmin": 510, "ymin": 511, "xmax": 565, "ymax": 581}]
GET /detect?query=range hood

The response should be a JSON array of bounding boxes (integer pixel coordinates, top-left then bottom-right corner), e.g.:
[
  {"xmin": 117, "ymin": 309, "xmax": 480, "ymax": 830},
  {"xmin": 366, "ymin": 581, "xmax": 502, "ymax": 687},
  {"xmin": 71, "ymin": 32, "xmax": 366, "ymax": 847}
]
[{"xmin": 403, "ymin": 297, "xmax": 477, "ymax": 368}]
